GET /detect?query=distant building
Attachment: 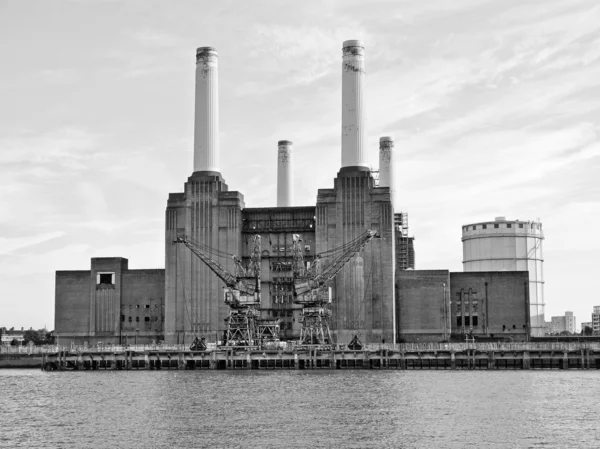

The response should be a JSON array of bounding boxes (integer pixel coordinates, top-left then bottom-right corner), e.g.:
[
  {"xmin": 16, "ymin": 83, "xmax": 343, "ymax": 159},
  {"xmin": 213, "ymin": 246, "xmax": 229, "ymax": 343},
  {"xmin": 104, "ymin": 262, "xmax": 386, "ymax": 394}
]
[
  {"xmin": 592, "ymin": 306, "xmax": 600, "ymax": 335},
  {"xmin": 581, "ymin": 322, "xmax": 593, "ymax": 334},
  {"xmin": 0, "ymin": 327, "xmax": 25, "ymax": 344},
  {"xmin": 550, "ymin": 311, "xmax": 576, "ymax": 335}
]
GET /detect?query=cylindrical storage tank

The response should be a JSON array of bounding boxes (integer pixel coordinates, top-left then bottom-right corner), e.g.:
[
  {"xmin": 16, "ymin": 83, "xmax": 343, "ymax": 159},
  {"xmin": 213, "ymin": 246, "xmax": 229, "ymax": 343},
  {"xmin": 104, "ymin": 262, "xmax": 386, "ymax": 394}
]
[{"xmin": 462, "ymin": 217, "xmax": 545, "ymax": 337}]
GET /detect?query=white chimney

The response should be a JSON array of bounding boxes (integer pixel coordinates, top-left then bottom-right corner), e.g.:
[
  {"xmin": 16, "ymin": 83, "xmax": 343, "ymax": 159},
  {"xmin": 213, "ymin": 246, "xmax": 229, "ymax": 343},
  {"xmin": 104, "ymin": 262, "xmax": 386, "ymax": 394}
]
[
  {"xmin": 341, "ymin": 40, "xmax": 367, "ymax": 169},
  {"xmin": 277, "ymin": 140, "xmax": 293, "ymax": 207},
  {"xmin": 379, "ymin": 136, "xmax": 395, "ymax": 199},
  {"xmin": 193, "ymin": 47, "xmax": 219, "ymax": 173}
]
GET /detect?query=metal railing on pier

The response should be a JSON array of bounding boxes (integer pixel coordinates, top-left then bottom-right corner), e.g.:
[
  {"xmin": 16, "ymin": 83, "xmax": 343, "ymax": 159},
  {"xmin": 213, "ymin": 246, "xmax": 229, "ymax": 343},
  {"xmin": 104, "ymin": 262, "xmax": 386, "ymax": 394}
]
[
  {"xmin": 365, "ymin": 342, "xmax": 600, "ymax": 352},
  {"xmin": 3, "ymin": 341, "xmax": 599, "ymax": 356}
]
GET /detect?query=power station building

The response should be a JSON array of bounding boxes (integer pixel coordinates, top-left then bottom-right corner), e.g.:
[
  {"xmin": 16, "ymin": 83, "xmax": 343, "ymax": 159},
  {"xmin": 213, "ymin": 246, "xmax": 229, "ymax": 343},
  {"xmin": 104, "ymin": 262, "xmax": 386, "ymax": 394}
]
[{"xmin": 54, "ymin": 41, "xmax": 533, "ymax": 346}]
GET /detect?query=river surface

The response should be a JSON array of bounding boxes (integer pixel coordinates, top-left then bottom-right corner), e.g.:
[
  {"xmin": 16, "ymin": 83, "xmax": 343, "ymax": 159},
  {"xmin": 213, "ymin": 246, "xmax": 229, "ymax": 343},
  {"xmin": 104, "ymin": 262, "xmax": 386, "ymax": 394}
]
[{"xmin": 1, "ymin": 369, "xmax": 599, "ymax": 448}]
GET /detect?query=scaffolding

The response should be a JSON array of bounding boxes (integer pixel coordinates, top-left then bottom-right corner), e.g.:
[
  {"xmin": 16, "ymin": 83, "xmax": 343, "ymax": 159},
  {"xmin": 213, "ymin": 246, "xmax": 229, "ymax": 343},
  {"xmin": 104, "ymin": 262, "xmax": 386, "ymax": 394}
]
[{"xmin": 394, "ymin": 212, "xmax": 415, "ymax": 270}]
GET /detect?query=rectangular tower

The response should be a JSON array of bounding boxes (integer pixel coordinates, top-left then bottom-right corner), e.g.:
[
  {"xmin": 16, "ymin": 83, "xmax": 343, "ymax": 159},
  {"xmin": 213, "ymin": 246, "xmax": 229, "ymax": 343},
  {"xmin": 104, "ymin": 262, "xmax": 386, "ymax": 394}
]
[
  {"xmin": 164, "ymin": 47, "xmax": 245, "ymax": 344},
  {"xmin": 314, "ymin": 41, "xmax": 396, "ymax": 345}
]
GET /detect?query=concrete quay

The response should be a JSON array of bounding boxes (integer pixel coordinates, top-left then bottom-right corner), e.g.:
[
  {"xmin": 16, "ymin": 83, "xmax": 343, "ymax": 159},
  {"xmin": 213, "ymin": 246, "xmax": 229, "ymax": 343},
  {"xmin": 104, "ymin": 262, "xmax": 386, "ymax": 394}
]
[{"xmin": 41, "ymin": 343, "xmax": 600, "ymax": 371}]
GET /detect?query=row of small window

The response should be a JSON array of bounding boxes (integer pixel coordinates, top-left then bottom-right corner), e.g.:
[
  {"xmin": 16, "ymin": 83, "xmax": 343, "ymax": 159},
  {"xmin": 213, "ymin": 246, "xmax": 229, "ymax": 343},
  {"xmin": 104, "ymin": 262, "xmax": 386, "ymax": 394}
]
[
  {"xmin": 121, "ymin": 304, "xmax": 158, "ymax": 309},
  {"xmin": 272, "ymin": 295, "xmax": 293, "ymax": 304},
  {"xmin": 465, "ymin": 223, "xmax": 541, "ymax": 231},
  {"xmin": 272, "ymin": 245, "xmax": 311, "ymax": 252},
  {"xmin": 270, "ymin": 309, "xmax": 294, "ymax": 317},
  {"xmin": 457, "ymin": 316, "xmax": 479, "ymax": 326},
  {"xmin": 121, "ymin": 315, "xmax": 160, "ymax": 323},
  {"xmin": 272, "ymin": 277, "xmax": 293, "ymax": 283}
]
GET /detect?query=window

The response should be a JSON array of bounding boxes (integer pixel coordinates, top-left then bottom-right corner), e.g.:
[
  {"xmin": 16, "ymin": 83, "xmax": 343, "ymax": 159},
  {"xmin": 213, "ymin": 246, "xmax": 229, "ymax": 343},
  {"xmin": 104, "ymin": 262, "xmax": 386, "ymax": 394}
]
[
  {"xmin": 121, "ymin": 315, "xmax": 125, "ymax": 322},
  {"xmin": 98, "ymin": 273, "xmax": 114, "ymax": 285},
  {"xmin": 128, "ymin": 316, "xmax": 132, "ymax": 322},
  {"xmin": 507, "ymin": 223, "xmax": 512, "ymax": 228},
  {"xmin": 472, "ymin": 226, "xmax": 476, "ymax": 230},
  {"xmin": 144, "ymin": 317, "xmax": 150, "ymax": 322},
  {"xmin": 494, "ymin": 224, "xmax": 499, "ymax": 228},
  {"xmin": 136, "ymin": 317, "xmax": 140, "ymax": 322},
  {"xmin": 457, "ymin": 316, "xmax": 462, "ymax": 326},
  {"xmin": 145, "ymin": 305, "xmax": 150, "ymax": 309},
  {"xmin": 519, "ymin": 224, "xmax": 523, "ymax": 228},
  {"xmin": 135, "ymin": 305, "xmax": 140, "ymax": 309},
  {"xmin": 465, "ymin": 316, "xmax": 470, "ymax": 326},
  {"xmin": 99, "ymin": 274, "xmax": 111, "ymax": 284},
  {"xmin": 472, "ymin": 316, "xmax": 478, "ymax": 326},
  {"xmin": 482, "ymin": 224, "xmax": 487, "ymax": 229}
]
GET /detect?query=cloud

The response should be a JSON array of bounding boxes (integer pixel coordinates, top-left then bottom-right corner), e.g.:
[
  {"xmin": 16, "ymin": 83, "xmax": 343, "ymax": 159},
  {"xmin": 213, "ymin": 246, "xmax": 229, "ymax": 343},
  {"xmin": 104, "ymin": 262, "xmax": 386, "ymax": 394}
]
[
  {"xmin": 39, "ymin": 68, "xmax": 80, "ymax": 84},
  {"xmin": 248, "ymin": 25, "xmax": 371, "ymax": 86},
  {"xmin": 129, "ymin": 30, "xmax": 182, "ymax": 48},
  {"xmin": 0, "ymin": 231, "xmax": 66, "ymax": 256},
  {"xmin": 0, "ymin": 127, "xmax": 100, "ymax": 166}
]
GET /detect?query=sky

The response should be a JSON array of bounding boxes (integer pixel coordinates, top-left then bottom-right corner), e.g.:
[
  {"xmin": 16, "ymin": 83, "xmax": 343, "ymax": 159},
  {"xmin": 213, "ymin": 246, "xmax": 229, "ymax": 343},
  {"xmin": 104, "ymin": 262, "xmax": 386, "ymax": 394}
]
[{"xmin": 1, "ymin": 0, "xmax": 599, "ymax": 331}]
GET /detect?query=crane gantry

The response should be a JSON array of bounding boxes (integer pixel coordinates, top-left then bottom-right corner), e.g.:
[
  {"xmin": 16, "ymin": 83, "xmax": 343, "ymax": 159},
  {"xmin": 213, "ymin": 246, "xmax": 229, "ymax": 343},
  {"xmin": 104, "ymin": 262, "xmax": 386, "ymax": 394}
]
[
  {"xmin": 174, "ymin": 234, "xmax": 277, "ymax": 348},
  {"xmin": 175, "ymin": 229, "xmax": 378, "ymax": 350},
  {"xmin": 292, "ymin": 230, "xmax": 379, "ymax": 347}
]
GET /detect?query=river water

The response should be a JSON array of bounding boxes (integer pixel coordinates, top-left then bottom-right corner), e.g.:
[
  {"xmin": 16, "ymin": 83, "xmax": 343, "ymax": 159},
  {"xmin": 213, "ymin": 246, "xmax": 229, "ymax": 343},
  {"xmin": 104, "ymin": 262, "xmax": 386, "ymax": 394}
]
[{"xmin": 1, "ymin": 369, "xmax": 599, "ymax": 448}]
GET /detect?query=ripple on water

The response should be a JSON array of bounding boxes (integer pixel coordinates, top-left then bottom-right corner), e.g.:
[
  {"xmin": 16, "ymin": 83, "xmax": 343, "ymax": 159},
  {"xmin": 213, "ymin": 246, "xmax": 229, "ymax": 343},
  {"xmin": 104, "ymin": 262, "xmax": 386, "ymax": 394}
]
[{"xmin": 1, "ymin": 370, "xmax": 599, "ymax": 448}]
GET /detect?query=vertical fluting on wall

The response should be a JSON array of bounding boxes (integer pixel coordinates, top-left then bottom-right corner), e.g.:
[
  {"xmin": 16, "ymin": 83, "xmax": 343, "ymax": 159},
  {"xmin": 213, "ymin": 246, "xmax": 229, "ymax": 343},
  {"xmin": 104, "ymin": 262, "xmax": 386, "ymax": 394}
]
[
  {"xmin": 277, "ymin": 140, "xmax": 293, "ymax": 207},
  {"xmin": 341, "ymin": 40, "xmax": 368, "ymax": 169},
  {"xmin": 194, "ymin": 47, "xmax": 219, "ymax": 173},
  {"xmin": 314, "ymin": 40, "xmax": 396, "ymax": 344}
]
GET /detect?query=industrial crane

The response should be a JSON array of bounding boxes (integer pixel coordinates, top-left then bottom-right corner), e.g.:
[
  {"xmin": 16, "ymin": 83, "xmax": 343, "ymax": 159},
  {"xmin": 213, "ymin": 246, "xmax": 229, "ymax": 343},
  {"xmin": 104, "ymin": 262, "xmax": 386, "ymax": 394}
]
[
  {"xmin": 174, "ymin": 234, "xmax": 276, "ymax": 348},
  {"xmin": 292, "ymin": 230, "xmax": 379, "ymax": 346}
]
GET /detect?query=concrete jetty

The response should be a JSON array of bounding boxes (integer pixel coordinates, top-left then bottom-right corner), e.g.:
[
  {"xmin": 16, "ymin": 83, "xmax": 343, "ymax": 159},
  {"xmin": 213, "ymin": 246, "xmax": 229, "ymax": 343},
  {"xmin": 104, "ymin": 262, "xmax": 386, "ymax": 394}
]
[{"xmin": 40, "ymin": 343, "xmax": 600, "ymax": 371}]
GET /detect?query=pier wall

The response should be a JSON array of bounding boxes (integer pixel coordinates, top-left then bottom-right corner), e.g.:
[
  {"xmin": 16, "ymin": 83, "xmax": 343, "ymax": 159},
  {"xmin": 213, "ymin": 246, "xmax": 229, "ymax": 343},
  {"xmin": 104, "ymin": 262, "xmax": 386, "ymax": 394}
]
[{"xmin": 40, "ymin": 343, "xmax": 600, "ymax": 372}]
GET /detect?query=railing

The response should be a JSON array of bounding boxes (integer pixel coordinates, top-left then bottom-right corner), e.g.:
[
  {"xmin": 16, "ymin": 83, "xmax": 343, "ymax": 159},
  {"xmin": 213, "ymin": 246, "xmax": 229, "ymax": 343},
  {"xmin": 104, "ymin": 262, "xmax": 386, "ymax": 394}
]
[
  {"xmin": 363, "ymin": 342, "xmax": 600, "ymax": 351},
  {"xmin": 3, "ymin": 341, "xmax": 599, "ymax": 355}
]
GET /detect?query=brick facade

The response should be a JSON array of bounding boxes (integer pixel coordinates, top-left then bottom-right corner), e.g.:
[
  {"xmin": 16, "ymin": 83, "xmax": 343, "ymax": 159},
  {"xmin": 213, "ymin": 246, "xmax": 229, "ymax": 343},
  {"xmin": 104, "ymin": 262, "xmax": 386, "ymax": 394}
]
[
  {"xmin": 449, "ymin": 271, "xmax": 529, "ymax": 341},
  {"xmin": 396, "ymin": 270, "xmax": 450, "ymax": 342},
  {"xmin": 55, "ymin": 258, "xmax": 164, "ymax": 346}
]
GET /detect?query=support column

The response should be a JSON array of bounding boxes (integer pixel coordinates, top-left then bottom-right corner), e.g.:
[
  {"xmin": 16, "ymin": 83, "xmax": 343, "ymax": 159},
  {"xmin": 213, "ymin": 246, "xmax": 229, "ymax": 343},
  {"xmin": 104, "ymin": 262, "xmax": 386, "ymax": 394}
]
[
  {"xmin": 488, "ymin": 351, "xmax": 496, "ymax": 370},
  {"xmin": 523, "ymin": 351, "xmax": 530, "ymax": 370}
]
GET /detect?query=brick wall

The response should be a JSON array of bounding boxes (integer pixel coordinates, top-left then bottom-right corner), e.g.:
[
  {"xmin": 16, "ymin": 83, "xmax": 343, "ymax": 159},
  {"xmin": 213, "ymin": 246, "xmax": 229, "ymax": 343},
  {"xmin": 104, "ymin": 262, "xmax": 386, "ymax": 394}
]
[
  {"xmin": 55, "ymin": 259, "xmax": 165, "ymax": 345},
  {"xmin": 121, "ymin": 269, "xmax": 165, "ymax": 343},
  {"xmin": 55, "ymin": 270, "xmax": 90, "ymax": 341},
  {"xmin": 396, "ymin": 270, "xmax": 450, "ymax": 342},
  {"xmin": 450, "ymin": 271, "xmax": 529, "ymax": 341}
]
